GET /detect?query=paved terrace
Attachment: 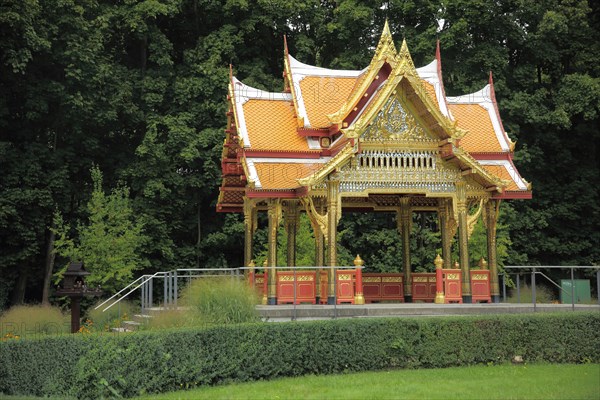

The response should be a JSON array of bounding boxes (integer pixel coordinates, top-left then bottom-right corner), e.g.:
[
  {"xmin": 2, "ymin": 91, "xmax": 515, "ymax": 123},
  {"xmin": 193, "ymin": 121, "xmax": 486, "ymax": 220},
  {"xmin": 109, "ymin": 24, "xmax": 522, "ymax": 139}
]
[{"xmin": 257, "ymin": 303, "xmax": 600, "ymax": 321}]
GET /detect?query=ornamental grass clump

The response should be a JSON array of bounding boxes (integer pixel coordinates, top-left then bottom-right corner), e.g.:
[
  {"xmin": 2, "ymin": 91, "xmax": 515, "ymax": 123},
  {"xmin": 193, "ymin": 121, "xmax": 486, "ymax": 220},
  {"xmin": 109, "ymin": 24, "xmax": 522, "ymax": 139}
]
[
  {"xmin": 0, "ymin": 305, "xmax": 69, "ymax": 339},
  {"xmin": 87, "ymin": 299, "xmax": 136, "ymax": 332},
  {"xmin": 181, "ymin": 277, "xmax": 259, "ymax": 325}
]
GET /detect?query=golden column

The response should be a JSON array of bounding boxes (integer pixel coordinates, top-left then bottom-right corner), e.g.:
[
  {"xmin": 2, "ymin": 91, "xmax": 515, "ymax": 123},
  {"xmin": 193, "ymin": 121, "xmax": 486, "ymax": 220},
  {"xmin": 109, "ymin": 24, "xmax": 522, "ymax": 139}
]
[
  {"xmin": 326, "ymin": 176, "xmax": 340, "ymax": 305},
  {"xmin": 315, "ymin": 199, "xmax": 325, "ymax": 303},
  {"xmin": 484, "ymin": 199, "xmax": 501, "ymax": 303},
  {"xmin": 399, "ymin": 197, "xmax": 412, "ymax": 302},
  {"xmin": 438, "ymin": 198, "xmax": 452, "ymax": 269},
  {"xmin": 243, "ymin": 197, "xmax": 255, "ymax": 270},
  {"xmin": 456, "ymin": 181, "xmax": 472, "ymax": 303},
  {"xmin": 284, "ymin": 200, "xmax": 299, "ymax": 267},
  {"xmin": 267, "ymin": 199, "xmax": 280, "ymax": 305}
]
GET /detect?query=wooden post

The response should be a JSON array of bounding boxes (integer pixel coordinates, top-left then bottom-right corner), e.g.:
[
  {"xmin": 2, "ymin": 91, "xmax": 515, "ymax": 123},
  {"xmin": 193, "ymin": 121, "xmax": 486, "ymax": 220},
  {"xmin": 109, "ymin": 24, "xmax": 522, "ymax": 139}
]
[
  {"xmin": 267, "ymin": 199, "xmax": 280, "ymax": 305},
  {"xmin": 354, "ymin": 255, "xmax": 365, "ymax": 305}
]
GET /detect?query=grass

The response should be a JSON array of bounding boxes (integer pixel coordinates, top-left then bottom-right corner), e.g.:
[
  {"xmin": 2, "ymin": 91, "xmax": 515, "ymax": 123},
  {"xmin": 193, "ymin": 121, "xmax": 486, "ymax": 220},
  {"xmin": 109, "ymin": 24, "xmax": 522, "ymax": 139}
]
[
  {"xmin": 136, "ymin": 363, "xmax": 600, "ymax": 400},
  {"xmin": 86, "ymin": 299, "xmax": 137, "ymax": 332},
  {"xmin": 0, "ymin": 305, "xmax": 69, "ymax": 338},
  {"xmin": 507, "ymin": 284, "xmax": 556, "ymax": 303}
]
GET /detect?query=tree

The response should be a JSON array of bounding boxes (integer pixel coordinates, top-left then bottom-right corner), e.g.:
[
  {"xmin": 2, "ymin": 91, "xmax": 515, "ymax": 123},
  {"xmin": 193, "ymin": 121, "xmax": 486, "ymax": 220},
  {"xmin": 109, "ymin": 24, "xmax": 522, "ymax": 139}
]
[{"xmin": 53, "ymin": 166, "xmax": 148, "ymax": 293}]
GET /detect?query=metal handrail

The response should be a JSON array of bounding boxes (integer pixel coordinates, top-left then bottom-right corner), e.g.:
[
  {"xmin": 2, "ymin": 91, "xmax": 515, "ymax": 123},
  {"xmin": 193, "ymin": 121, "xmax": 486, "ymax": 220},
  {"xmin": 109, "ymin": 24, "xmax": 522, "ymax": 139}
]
[
  {"xmin": 101, "ymin": 271, "xmax": 169, "ymax": 312},
  {"xmin": 97, "ymin": 265, "xmax": 362, "ymax": 315},
  {"xmin": 501, "ymin": 265, "xmax": 600, "ymax": 310}
]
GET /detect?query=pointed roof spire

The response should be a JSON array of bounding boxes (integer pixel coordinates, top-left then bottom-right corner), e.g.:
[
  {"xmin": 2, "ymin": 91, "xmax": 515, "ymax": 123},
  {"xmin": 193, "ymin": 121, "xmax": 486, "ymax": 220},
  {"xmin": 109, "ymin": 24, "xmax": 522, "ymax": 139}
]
[
  {"xmin": 373, "ymin": 18, "xmax": 397, "ymax": 63},
  {"xmin": 435, "ymin": 39, "xmax": 441, "ymax": 62},
  {"xmin": 396, "ymin": 39, "xmax": 417, "ymax": 76},
  {"xmin": 229, "ymin": 64, "xmax": 233, "ymax": 82},
  {"xmin": 488, "ymin": 70, "xmax": 515, "ymax": 151},
  {"xmin": 283, "ymin": 34, "xmax": 289, "ymax": 57}
]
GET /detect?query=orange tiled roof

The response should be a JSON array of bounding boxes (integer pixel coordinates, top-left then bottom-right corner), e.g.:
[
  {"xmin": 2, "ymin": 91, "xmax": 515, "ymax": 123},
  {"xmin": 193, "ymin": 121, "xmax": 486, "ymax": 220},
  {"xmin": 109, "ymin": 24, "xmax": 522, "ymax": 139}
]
[
  {"xmin": 482, "ymin": 165, "xmax": 519, "ymax": 191},
  {"xmin": 254, "ymin": 162, "xmax": 322, "ymax": 189},
  {"xmin": 243, "ymin": 100, "xmax": 311, "ymax": 151},
  {"xmin": 300, "ymin": 76, "xmax": 359, "ymax": 128},
  {"xmin": 448, "ymin": 103, "xmax": 503, "ymax": 153}
]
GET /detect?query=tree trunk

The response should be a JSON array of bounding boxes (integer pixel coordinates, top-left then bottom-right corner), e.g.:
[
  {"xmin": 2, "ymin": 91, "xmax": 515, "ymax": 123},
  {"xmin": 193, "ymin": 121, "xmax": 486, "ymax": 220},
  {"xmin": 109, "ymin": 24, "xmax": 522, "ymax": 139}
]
[
  {"xmin": 196, "ymin": 201, "xmax": 201, "ymax": 268},
  {"xmin": 42, "ymin": 229, "xmax": 56, "ymax": 305},
  {"xmin": 11, "ymin": 269, "xmax": 28, "ymax": 305}
]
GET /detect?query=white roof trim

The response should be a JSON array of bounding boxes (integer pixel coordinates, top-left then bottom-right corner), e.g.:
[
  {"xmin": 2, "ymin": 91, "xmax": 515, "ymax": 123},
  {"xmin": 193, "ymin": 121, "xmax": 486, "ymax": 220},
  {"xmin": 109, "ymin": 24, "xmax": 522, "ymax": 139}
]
[
  {"xmin": 245, "ymin": 158, "xmax": 261, "ymax": 189},
  {"xmin": 247, "ymin": 157, "xmax": 331, "ymax": 164},
  {"xmin": 447, "ymin": 84, "xmax": 510, "ymax": 152},
  {"xmin": 288, "ymin": 55, "xmax": 365, "ymax": 77},
  {"xmin": 289, "ymin": 55, "xmax": 367, "ymax": 129},
  {"xmin": 307, "ymin": 137, "xmax": 321, "ymax": 150},
  {"xmin": 232, "ymin": 77, "xmax": 293, "ymax": 149},
  {"xmin": 416, "ymin": 59, "xmax": 450, "ymax": 118},
  {"xmin": 478, "ymin": 160, "xmax": 528, "ymax": 190}
]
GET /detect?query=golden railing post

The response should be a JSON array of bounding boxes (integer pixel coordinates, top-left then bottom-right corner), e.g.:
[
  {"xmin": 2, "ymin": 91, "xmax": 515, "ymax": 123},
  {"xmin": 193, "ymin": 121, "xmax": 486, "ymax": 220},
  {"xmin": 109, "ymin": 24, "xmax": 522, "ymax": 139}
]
[
  {"xmin": 354, "ymin": 254, "xmax": 365, "ymax": 305},
  {"xmin": 478, "ymin": 257, "xmax": 488, "ymax": 270},
  {"xmin": 248, "ymin": 259, "xmax": 255, "ymax": 288},
  {"xmin": 434, "ymin": 254, "xmax": 445, "ymax": 304},
  {"xmin": 262, "ymin": 259, "xmax": 268, "ymax": 305}
]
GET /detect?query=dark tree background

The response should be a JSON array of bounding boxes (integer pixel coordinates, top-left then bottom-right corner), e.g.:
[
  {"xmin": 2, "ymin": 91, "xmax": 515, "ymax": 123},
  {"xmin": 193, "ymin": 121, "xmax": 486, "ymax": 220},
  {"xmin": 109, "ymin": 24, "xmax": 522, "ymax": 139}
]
[{"xmin": 1, "ymin": 0, "xmax": 598, "ymax": 308}]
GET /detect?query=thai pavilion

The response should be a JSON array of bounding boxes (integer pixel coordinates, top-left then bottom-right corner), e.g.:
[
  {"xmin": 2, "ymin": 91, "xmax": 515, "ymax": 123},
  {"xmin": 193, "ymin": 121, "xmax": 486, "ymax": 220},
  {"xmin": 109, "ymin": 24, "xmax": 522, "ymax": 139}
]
[{"xmin": 217, "ymin": 22, "xmax": 531, "ymax": 305}]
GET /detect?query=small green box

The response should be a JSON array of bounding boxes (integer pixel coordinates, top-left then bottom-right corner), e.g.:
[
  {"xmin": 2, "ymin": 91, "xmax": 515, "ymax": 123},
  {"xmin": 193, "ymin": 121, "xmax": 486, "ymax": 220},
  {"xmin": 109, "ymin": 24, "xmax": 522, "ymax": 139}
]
[{"xmin": 560, "ymin": 279, "xmax": 591, "ymax": 304}]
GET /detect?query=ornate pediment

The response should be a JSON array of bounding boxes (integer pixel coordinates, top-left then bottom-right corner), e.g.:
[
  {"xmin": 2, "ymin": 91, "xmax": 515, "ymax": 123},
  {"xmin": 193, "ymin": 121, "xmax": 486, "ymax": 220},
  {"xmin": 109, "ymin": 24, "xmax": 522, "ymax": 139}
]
[{"xmin": 361, "ymin": 96, "xmax": 438, "ymax": 143}]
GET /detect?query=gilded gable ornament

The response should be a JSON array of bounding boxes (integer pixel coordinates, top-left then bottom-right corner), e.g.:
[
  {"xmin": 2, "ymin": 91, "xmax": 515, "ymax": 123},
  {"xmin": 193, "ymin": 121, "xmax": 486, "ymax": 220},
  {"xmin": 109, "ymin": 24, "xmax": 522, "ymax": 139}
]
[{"xmin": 362, "ymin": 97, "xmax": 435, "ymax": 142}]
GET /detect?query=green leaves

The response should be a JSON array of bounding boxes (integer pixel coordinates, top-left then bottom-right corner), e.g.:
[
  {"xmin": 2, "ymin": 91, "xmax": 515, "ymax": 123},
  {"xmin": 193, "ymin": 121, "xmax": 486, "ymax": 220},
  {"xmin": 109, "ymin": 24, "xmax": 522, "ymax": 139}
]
[{"xmin": 53, "ymin": 166, "xmax": 148, "ymax": 292}]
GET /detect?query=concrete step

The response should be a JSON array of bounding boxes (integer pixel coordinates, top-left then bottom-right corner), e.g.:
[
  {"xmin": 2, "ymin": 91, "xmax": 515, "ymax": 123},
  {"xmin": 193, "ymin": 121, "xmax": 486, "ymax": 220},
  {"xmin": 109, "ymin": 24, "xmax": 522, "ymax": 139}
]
[
  {"xmin": 111, "ymin": 327, "xmax": 134, "ymax": 333},
  {"xmin": 133, "ymin": 314, "xmax": 154, "ymax": 323},
  {"xmin": 122, "ymin": 320, "xmax": 142, "ymax": 331}
]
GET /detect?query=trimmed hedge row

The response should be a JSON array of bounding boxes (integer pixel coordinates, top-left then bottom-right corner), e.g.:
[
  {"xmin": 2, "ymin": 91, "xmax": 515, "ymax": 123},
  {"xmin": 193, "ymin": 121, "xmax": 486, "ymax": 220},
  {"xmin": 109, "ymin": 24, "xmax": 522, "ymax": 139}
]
[{"xmin": 1, "ymin": 312, "xmax": 599, "ymax": 398}]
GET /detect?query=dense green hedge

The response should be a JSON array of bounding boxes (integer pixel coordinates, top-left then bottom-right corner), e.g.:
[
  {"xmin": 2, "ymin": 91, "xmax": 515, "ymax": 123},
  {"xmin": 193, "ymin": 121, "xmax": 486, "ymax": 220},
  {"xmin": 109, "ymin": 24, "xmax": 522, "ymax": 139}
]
[{"xmin": 1, "ymin": 312, "xmax": 599, "ymax": 398}]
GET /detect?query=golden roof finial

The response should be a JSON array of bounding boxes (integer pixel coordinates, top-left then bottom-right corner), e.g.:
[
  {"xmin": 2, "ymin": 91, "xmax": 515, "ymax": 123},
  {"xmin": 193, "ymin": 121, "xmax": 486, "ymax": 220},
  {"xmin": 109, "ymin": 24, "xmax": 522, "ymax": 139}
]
[
  {"xmin": 374, "ymin": 18, "xmax": 397, "ymax": 63},
  {"xmin": 396, "ymin": 39, "xmax": 418, "ymax": 77}
]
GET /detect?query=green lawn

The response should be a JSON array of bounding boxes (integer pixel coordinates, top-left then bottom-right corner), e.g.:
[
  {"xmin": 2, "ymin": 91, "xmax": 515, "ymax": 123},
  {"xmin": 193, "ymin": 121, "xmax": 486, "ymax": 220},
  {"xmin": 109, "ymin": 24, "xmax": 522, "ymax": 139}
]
[{"xmin": 136, "ymin": 363, "xmax": 600, "ymax": 400}]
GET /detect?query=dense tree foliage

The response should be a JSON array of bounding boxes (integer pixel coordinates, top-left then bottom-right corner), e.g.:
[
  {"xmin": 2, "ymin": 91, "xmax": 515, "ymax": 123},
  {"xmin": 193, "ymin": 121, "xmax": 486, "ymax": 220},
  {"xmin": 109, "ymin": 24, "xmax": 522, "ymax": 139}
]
[{"xmin": 1, "ymin": 0, "xmax": 597, "ymax": 308}]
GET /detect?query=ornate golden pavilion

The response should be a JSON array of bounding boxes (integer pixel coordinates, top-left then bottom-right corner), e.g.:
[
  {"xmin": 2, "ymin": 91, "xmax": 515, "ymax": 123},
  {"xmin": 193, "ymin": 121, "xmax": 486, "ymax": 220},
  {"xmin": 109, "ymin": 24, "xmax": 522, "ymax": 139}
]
[{"xmin": 217, "ymin": 23, "xmax": 531, "ymax": 304}]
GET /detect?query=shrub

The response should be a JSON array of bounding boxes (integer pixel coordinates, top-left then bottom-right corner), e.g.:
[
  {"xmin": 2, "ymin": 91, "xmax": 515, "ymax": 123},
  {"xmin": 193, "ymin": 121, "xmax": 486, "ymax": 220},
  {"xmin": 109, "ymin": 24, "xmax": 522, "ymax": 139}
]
[
  {"xmin": 87, "ymin": 300, "xmax": 137, "ymax": 332},
  {"xmin": 144, "ymin": 309, "xmax": 192, "ymax": 330},
  {"xmin": 507, "ymin": 284, "xmax": 555, "ymax": 304},
  {"xmin": 0, "ymin": 305, "xmax": 69, "ymax": 339},
  {"xmin": 180, "ymin": 278, "xmax": 259, "ymax": 325},
  {"xmin": 1, "ymin": 312, "xmax": 598, "ymax": 399}
]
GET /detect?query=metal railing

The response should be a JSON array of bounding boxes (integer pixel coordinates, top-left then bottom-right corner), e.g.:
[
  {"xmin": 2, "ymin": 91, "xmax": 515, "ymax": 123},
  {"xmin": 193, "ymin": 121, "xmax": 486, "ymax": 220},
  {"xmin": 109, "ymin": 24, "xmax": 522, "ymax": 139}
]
[
  {"xmin": 95, "ymin": 265, "xmax": 357, "ymax": 318},
  {"xmin": 501, "ymin": 266, "xmax": 600, "ymax": 311},
  {"xmin": 95, "ymin": 268, "xmax": 242, "ymax": 313}
]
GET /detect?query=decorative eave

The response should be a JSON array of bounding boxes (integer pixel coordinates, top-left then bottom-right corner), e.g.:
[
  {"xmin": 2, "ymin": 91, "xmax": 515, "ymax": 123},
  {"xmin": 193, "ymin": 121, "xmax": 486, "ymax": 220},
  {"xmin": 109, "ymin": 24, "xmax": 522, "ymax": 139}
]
[
  {"xmin": 297, "ymin": 142, "xmax": 355, "ymax": 187},
  {"xmin": 327, "ymin": 20, "xmax": 397, "ymax": 126},
  {"xmin": 341, "ymin": 40, "xmax": 466, "ymax": 142},
  {"xmin": 488, "ymin": 71, "xmax": 516, "ymax": 152},
  {"xmin": 453, "ymin": 148, "xmax": 507, "ymax": 191},
  {"xmin": 283, "ymin": 37, "xmax": 305, "ymax": 128}
]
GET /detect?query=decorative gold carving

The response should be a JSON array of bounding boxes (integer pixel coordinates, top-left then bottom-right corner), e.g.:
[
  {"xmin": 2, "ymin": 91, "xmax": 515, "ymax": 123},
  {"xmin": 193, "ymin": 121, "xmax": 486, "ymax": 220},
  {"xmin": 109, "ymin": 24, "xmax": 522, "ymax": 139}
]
[
  {"xmin": 298, "ymin": 142, "xmax": 355, "ymax": 187},
  {"xmin": 327, "ymin": 20, "xmax": 397, "ymax": 125},
  {"xmin": 338, "ymin": 274, "xmax": 352, "ymax": 281},
  {"xmin": 363, "ymin": 277, "xmax": 381, "ymax": 283},
  {"xmin": 446, "ymin": 273, "xmax": 459, "ymax": 280},
  {"xmin": 413, "ymin": 277, "xmax": 428, "ymax": 283},
  {"xmin": 382, "ymin": 277, "xmax": 403, "ymax": 283},
  {"xmin": 471, "ymin": 274, "xmax": 488, "ymax": 281},
  {"xmin": 278, "ymin": 275, "xmax": 314, "ymax": 282},
  {"xmin": 301, "ymin": 196, "xmax": 328, "ymax": 243},
  {"xmin": 362, "ymin": 98, "xmax": 436, "ymax": 142},
  {"xmin": 467, "ymin": 199, "xmax": 486, "ymax": 240}
]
